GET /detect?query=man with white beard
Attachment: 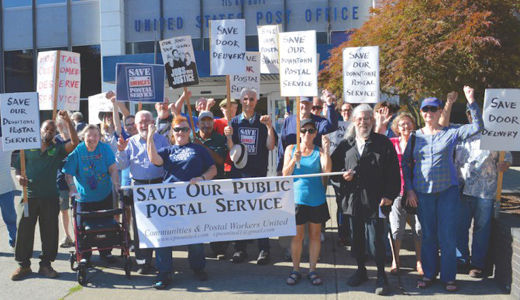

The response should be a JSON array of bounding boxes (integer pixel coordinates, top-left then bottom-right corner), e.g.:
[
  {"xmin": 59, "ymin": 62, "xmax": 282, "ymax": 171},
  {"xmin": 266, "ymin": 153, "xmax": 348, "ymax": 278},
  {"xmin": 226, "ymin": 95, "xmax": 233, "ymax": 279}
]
[{"xmin": 331, "ymin": 104, "xmax": 400, "ymax": 296}]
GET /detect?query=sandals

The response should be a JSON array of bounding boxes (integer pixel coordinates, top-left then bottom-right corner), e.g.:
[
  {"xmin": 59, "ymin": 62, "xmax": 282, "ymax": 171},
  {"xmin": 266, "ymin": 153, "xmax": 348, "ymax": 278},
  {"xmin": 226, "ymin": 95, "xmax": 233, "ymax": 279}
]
[
  {"xmin": 445, "ymin": 281, "xmax": 458, "ymax": 292},
  {"xmin": 286, "ymin": 271, "xmax": 302, "ymax": 285},
  {"xmin": 308, "ymin": 271, "xmax": 323, "ymax": 286},
  {"xmin": 417, "ymin": 277, "xmax": 434, "ymax": 289}
]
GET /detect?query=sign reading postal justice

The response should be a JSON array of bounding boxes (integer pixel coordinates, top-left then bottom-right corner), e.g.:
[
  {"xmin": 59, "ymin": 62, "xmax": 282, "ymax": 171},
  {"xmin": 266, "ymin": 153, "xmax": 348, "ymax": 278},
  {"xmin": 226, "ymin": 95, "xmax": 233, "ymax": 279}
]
[
  {"xmin": 116, "ymin": 63, "xmax": 165, "ymax": 103},
  {"xmin": 132, "ymin": 177, "xmax": 296, "ymax": 248},
  {"xmin": 159, "ymin": 36, "xmax": 200, "ymax": 89},
  {"xmin": 481, "ymin": 89, "xmax": 520, "ymax": 151}
]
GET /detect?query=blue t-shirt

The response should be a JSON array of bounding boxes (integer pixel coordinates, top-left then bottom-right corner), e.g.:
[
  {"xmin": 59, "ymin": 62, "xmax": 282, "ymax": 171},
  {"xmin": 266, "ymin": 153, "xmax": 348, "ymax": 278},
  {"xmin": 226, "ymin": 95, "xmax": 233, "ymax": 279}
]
[
  {"xmin": 157, "ymin": 143, "xmax": 214, "ymax": 183},
  {"xmin": 62, "ymin": 141, "xmax": 116, "ymax": 203},
  {"xmin": 292, "ymin": 146, "xmax": 326, "ymax": 206}
]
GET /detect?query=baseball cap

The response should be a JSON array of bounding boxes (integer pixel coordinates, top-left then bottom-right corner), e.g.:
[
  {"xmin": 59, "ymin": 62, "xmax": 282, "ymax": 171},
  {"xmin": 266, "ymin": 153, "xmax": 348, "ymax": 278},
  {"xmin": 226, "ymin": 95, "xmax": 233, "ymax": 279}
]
[{"xmin": 420, "ymin": 97, "xmax": 443, "ymax": 110}]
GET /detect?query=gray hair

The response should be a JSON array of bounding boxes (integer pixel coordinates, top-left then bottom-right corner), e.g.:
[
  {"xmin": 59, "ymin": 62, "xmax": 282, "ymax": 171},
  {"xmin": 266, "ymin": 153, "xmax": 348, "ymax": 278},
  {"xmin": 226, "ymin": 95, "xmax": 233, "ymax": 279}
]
[
  {"xmin": 71, "ymin": 112, "xmax": 83, "ymax": 122},
  {"xmin": 135, "ymin": 110, "xmax": 153, "ymax": 122},
  {"xmin": 345, "ymin": 104, "xmax": 375, "ymax": 139},
  {"xmin": 240, "ymin": 88, "xmax": 257, "ymax": 100}
]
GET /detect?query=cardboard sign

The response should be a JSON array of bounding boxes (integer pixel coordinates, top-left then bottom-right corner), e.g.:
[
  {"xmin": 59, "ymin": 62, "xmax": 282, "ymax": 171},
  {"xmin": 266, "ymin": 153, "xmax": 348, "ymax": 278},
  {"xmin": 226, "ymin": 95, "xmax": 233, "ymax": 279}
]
[
  {"xmin": 481, "ymin": 89, "xmax": 520, "ymax": 151},
  {"xmin": 230, "ymin": 52, "xmax": 261, "ymax": 99},
  {"xmin": 257, "ymin": 24, "xmax": 281, "ymax": 74},
  {"xmin": 343, "ymin": 46, "xmax": 380, "ymax": 103},
  {"xmin": 1, "ymin": 92, "xmax": 41, "ymax": 151},
  {"xmin": 159, "ymin": 36, "xmax": 199, "ymax": 89},
  {"xmin": 115, "ymin": 63, "xmax": 165, "ymax": 103},
  {"xmin": 37, "ymin": 50, "xmax": 81, "ymax": 111},
  {"xmin": 88, "ymin": 93, "xmax": 113, "ymax": 125},
  {"xmin": 132, "ymin": 177, "xmax": 295, "ymax": 248},
  {"xmin": 209, "ymin": 19, "xmax": 246, "ymax": 75},
  {"xmin": 279, "ymin": 30, "xmax": 318, "ymax": 97}
]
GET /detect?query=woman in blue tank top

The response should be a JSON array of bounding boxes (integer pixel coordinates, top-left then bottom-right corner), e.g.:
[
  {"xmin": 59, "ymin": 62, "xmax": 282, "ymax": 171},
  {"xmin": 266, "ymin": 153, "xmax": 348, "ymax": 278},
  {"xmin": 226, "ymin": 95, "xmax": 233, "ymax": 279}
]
[{"xmin": 282, "ymin": 119, "xmax": 331, "ymax": 286}]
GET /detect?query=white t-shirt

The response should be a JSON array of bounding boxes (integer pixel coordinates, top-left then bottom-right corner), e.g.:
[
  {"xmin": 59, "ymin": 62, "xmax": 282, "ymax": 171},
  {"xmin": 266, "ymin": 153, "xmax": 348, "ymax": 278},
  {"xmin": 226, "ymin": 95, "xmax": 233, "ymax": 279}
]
[{"xmin": 0, "ymin": 140, "xmax": 15, "ymax": 194}]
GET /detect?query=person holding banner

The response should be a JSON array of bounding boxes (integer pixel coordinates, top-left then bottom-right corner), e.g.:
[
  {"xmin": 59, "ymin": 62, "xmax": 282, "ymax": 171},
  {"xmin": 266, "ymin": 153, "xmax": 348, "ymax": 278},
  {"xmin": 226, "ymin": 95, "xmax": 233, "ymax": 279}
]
[
  {"xmin": 331, "ymin": 104, "xmax": 400, "ymax": 296},
  {"xmin": 147, "ymin": 116, "xmax": 217, "ymax": 289},
  {"xmin": 403, "ymin": 86, "xmax": 483, "ymax": 292},
  {"xmin": 282, "ymin": 119, "xmax": 331, "ymax": 286},
  {"xmin": 224, "ymin": 88, "xmax": 277, "ymax": 265},
  {"xmin": 11, "ymin": 111, "xmax": 79, "ymax": 281}
]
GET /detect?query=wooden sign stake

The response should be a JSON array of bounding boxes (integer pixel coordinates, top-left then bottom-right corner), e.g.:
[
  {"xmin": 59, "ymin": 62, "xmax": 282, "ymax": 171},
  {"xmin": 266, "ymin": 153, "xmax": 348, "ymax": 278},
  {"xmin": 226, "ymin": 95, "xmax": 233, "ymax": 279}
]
[
  {"xmin": 184, "ymin": 87, "xmax": 196, "ymax": 132},
  {"xmin": 295, "ymin": 96, "xmax": 301, "ymax": 168},
  {"xmin": 226, "ymin": 75, "xmax": 231, "ymax": 120},
  {"xmin": 495, "ymin": 151, "xmax": 506, "ymax": 218},
  {"xmin": 138, "ymin": 102, "xmax": 143, "ymax": 111},
  {"xmin": 285, "ymin": 97, "xmax": 290, "ymax": 114},
  {"xmin": 20, "ymin": 150, "xmax": 29, "ymax": 217},
  {"xmin": 52, "ymin": 50, "xmax": 62, "ymax": 120}
]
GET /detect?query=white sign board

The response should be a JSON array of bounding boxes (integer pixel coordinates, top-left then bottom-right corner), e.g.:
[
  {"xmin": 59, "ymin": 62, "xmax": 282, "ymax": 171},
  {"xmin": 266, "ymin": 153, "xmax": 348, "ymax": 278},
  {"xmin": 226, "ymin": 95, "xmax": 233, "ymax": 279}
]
[
  {"xmin": 209, "ymin": 19, "xmax": 246, "ymax": 75},
  {"xmin": 37, "ymin": 50, "xmax": 81, "ymax": 111},
  {"xmin": 133, "ymin": 177, "xmax": 296, "ymax": 248},
  {"xmin": 481, "ymin": 89, "xmax": 520, "ymax": 151},
  {"xmin": 88, "ymin": 93, "xmax": 113, "ymax": 125},
  {"xmin": 257, "ymin": 24, "xmax": 281, "ymax": 74},
  {"xmin": 230, "ymin": 52, "xmax": 261, "ymax": 99},
  {"xmin": 279, "ymin": 30, "xmax": 318, "ymax": 97},
  {"xmin": 1, "ymin": 92, "xmax": 41, "ymax": 151},
  {"xmin": 343, "ymin": 46, "xmax": 379, "ymax": 103},
  {"xmin": 328, "ymin": 121, "xmax": 350, "ymax": 154},
  {"xmin": 159, "ymin": 36, "xmax": 200, "ymax": 89}
]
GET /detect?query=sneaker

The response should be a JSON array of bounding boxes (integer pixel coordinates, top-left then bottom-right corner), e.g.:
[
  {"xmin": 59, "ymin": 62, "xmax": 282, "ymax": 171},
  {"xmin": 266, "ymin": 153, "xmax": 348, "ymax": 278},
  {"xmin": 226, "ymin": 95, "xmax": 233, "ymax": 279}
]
[
  {"xmin": 60, "ymin": 236, "xmax": 74, "ymax": 248},
  {"xmin": 216, "ymin": 253, "xmax": 226, "ymax": 260},
  {"xmin": 194, "ymin": 270, "xmax": 208, "ymax": 281},
  {"xmin": 232, "ymin": 250, "xmax": 247, "ymax": 263},
  {"xmin": 137, "ymin": 263, "xmax": 157, "ymax": 275},
  {"xmin": 375, "ymin": 275, "xmax": 390, "ymax": 295},
  {"xmin": 257, "ymin": 250, "xmax": 270, "ymax": 265},
  {"xmin": 347, "ymin": 269, "xmax": 368, "ymax": 287},
  {"xmin": 100, "ymin": 253, "xmax": 116, "ymax": 264},
  {"xmin": 469, "ymin": 267, "xmax": 484, "ymax": 278},
  {"xmin": 152, "ymin": 277, "xmax": 171, "ymax": 290},
  {"xmin": 38, "ymin": 265, "xmax": 59, "ymax": 278},
  {"xmin": 11, "ymin": 266, "xmax": 32, "ymax": 281}
]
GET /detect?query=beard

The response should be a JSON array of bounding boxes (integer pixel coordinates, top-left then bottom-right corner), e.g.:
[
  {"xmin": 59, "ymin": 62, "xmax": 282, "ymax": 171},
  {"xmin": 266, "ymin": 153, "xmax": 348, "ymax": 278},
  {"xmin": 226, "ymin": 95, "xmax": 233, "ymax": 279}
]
[
  {"xmin": 42, "ymin": 132, "xmax": 54, "ymax": 144},
  {"xmin": 356, "ymin": 125, "xmax": 372, "ymax": 139}
]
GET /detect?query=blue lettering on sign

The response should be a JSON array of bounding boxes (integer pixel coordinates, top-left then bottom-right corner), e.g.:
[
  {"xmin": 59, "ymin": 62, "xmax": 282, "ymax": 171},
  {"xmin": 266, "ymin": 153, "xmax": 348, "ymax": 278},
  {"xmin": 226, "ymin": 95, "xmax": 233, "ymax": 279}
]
[{"xmin": 134, "ymin": 17, "xmax": 184, "ymax": 32}]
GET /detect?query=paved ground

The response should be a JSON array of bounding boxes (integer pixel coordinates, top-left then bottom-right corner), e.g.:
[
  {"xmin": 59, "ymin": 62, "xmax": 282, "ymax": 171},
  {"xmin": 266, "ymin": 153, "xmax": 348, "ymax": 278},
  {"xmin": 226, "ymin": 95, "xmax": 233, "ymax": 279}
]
[{"xmin": 0, "ymin": 170, "xmax": 517, "ymax": 300}]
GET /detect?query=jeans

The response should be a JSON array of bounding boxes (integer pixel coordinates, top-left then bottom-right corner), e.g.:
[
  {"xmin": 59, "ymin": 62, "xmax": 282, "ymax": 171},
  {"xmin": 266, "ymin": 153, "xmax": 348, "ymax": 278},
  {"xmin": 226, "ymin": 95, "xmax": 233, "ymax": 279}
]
[
  {"xmin": 456, "ymin": 194, "xmax": 493, "ymax": 269},
  {"xmin": 0, "ymin": 191, "xmax": 16, "ymax": 247},
  {"xmin": 155, "ymin": 244, "xmax": 206, "ymax": 278},
  {"xmin": 417, "ymin": 185, "xmax": 458, "ymax": 282}
]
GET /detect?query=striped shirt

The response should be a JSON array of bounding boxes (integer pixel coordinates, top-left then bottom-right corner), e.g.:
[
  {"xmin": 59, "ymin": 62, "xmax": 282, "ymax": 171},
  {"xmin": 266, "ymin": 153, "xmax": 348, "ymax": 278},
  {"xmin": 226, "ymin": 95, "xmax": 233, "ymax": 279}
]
[{"xmin": 403, "ymin": 102, "xmax": 483, "ymax": 194}]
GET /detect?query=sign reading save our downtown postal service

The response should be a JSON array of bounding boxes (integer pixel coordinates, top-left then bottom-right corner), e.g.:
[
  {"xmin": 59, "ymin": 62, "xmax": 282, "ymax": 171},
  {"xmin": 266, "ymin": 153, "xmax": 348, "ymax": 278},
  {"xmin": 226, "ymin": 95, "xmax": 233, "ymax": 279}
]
[
  {"xmin": 279, "ymin": 30, "xmax": 318, "ymax": 97},
  {"xmin": 115, "ymin": 63, "xmax": 165, "ymax": 103},
  {"xmin": 209, "ymin": 19, "xmax": 246, "ymax": 75},
  {"xmin": 1, "ymin": 92, "xmax": 41, "ymax": 151},
  {"xmin": 343, "ymin": 46, "xmax": 379, "ymax": 103},
  {"xmin": 132, "ymin": 177, "xmax": 296, "ymax": 248},
  {"xmin": 481, "ymin": 89, "xmax": 520, "ymax": 151}
]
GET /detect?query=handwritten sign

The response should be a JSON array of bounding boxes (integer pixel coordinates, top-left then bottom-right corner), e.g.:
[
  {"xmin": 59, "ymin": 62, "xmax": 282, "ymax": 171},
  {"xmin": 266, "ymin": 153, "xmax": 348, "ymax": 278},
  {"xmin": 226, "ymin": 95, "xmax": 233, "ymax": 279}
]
[
  {"xmin": 159, "ymin": 36, "xmax": 199, "ymax": 89},
  {"xmin": 88, "ymin": 93, "xmax": 113, "ymax": 125},
  {"xmin": 258, "ymin": 24, "xmax": 281, "ymax": 74},
  {"xmin": 343, "ymin": 46, "xmax": 379, "ymax": 103},
  {"xmin": 1, "ymin": 92, "xmax": 41, "ymax": 151},
  {"xmin": 279, "ymin": 30, "xmax": 318, "ymax": 97},
  {"xmin": 209, "ymin": 19, "xmax": 246, "ymax": 75},
  {"xmin": 481, "ymin": 89, "xmax": 520, "ymax": 151},
  {"xmin": 115, "ymin": 63, "xmax": 165, "ymax": 103},
  {"xmin": 37, "ymin": 51, "xmax": 81, "ymax": 111},
  {"xmin": 230, "ymin": 52, "xmax": 261, "ymax": 99}
]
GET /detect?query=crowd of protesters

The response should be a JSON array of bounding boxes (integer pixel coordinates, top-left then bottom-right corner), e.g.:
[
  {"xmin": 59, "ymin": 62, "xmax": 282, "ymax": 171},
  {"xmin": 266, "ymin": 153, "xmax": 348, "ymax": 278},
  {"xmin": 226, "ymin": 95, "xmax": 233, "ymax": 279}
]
[{"xmin": 1, "ymin": 85, "xmax": 511, "ymax": 295}]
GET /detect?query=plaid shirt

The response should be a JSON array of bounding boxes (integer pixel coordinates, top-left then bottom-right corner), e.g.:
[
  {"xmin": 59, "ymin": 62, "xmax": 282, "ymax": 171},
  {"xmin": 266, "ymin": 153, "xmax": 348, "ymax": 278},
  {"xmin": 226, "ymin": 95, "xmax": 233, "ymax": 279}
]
[{"xmin": 403, "ymin": 102, "xmax": 483, "ymax": 194}]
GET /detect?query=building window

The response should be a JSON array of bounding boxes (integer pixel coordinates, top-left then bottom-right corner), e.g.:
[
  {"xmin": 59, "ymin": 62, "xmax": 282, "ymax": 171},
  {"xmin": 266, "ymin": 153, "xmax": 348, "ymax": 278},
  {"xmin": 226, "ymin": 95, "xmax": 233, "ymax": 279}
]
[
  {"xmin": 4, "ymin": 50, "xmax": 34, "ymax": 93},
  {"xmin": 72, "ymin": 45, "xmax": 101, "ymax": 98},
  {"xmin": 3, "ymin": 0, "xmax": 31, "ymax": 8},
  {"xmin": 126, "ymin": 41, "xmax": 156, "ymax": 54}
]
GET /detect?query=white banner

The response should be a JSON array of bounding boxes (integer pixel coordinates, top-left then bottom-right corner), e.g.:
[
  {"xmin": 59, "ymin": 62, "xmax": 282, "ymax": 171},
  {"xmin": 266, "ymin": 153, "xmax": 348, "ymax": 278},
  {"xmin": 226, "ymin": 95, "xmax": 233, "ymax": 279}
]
[
  {"xmin": 37, "ymin": 50, "xmax": 81, "ymax": 111},
  {"xmin": 279, "ymin": 30, "xmax": 318, "ymax": 97},
  {"xmin": 133, "ymin": 177, "xmax": 296, "ymax": 248},
  {"xmin": 328, "ymin": 121, "xmax": 350, "ymax": 154},
  {"xmin": 258, "ymin": 24, "xmax": 281, "ymax": 74},
  {"xmin": 481, "ymin": 89, "xmax": 520, "ymax": 151},
  {"xmin": 209, "ymin": 19, "xmax": 246, "ymax": 76},
  {"xmin": 88, "ymin": 93, "xmax": 113, "ymax": 125},
  {"xmin": 343, "ymin": 46, "xmax": 379, "ymax": 103},
  {"xmin": 230, "ymin": 52, "xmax": 261, "ymax": 99},
  {"xmin": 1, "ymin": 92, "xmax": 41, "ymax": 151}
]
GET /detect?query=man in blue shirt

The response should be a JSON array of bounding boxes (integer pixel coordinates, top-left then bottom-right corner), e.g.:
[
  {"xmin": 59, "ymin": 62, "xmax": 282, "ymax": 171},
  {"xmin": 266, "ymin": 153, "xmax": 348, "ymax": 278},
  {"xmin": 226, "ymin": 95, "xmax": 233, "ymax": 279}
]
[{"xmin": 224, "ymin": 88, "xmax": 277, "ymax": 265}]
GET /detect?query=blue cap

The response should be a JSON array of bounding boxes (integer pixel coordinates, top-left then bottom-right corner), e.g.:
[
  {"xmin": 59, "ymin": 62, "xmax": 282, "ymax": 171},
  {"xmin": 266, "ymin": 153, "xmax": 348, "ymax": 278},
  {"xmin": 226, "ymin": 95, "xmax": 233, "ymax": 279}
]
[
  {"xmin": 420, "ymin": 97, "xmax": 442, "ymax": 110},
  {"xmin": 300, "ymin": 96, "xmax": 312, "ymax": 102}
]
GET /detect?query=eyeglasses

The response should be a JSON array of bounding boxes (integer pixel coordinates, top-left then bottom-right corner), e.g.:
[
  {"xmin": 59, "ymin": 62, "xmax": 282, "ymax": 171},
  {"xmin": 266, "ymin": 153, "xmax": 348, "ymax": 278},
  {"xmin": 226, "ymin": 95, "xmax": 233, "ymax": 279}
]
[
  {"xmin": 300, "ymin": 128, "xmax": 317, "ymax": 134},
  {"xmin": 421, "ymin": 106, "xmax": 439, "ymax": 113},
  {"xmin": 173, "ymin": 127, "xmax": 190, "ymax": 133},
  {"xmin": 312, "ymin": 106, "xmax": 322, "ymax": 110},
  {"xmin": 124, "ymin": 122, "xmax": 135, "ymax": 127}
]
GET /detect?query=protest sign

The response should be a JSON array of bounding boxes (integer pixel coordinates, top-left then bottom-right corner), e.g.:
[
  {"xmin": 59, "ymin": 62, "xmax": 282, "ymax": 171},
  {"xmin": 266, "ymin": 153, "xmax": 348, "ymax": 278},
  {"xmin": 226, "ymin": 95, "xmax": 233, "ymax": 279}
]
[
  {"xmin": 132, "ymin": 177, "xmax": 295, "ymax": 248},
  {"xmin": 115, "ymin": 63, "xmax": 165, "ymax": 103},
  {"xmin": 1, "ymin": 92, "xmax": 41, "ymax": 151},
  {"xmin": 328, "ymin": 121, "xmax": 350, "ymax": 154},
  {"xmin": 159, "ymin": 36, "xmax": 199, "ymax": 89},
  {"xmin": 88, "ymin": 93, "xmax": 113, "ymax": 125},
  {"xmin": 37, "ymin": 50, "xmax": 81, "ymax": 113},
  {"xmin": 343, "ymin": 46, "xmax": 380, "ymax": 103},
  {"xmin": 481, "ymin": 89, "xmax": 520, "ymax": 151},
  {"xmin": 257, "ymin": 24, "xmax": 281, "ymax": 74},
  {"xmin": 279, "ymin": 30, "xmax": 318, "ymax": 97},
  {"xmin": 209, "ymin": 19, "xmax": 246, "ymax": 76},
  {"xmin": 230, "ymin": 52, "xmax": 260, "ymax": 99}
]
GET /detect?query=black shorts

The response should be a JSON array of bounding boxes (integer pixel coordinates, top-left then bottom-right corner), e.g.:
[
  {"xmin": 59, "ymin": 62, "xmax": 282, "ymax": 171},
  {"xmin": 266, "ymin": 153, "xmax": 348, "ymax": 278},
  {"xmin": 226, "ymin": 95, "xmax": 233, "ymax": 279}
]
[{"xmin": 295, "ymin": 203, "xmax": 330, "ymax": 225}]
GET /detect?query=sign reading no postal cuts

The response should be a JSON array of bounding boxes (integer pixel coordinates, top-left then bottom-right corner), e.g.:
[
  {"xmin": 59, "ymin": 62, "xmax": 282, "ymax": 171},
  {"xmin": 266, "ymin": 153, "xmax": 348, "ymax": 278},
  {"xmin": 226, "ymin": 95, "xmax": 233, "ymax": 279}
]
[
  {"xmin": 132, "ymin": 177, "xmax": 296, "ymax": 248},
  {"xmin": 210, "ymin": 19, "xmax": 246, "ymax": 76},
  {"xmin": 159, "ymin": 36, "xmax": 199, "ymax": 89},
  {"xmin": 481, "ymin": 89, "xmax": 520, "ymax": 151},
  {"xmin": 279, "ymin": 30, "xmax": 318, "ymax": 97},
  {"xmin": 37, "ymin": 51, "xmax": 81, "ymax": 111},
  {"xmin": 258, "ymin": 24, "xmax": 281, "ymax": 74},
  {"xmin": 230, "ymin": 52, "xmax": 261, "ymax": 99},
  {"xmin": 1, "ymin": 92, "xmax": 41, "ymax": 151},
  {"xmin": 116, "ymin": 63, "xmax": 165, "ymax": 103},
  {"xmin": 343, "ymin": 46, "xmax": 379, "ymax": 103}
]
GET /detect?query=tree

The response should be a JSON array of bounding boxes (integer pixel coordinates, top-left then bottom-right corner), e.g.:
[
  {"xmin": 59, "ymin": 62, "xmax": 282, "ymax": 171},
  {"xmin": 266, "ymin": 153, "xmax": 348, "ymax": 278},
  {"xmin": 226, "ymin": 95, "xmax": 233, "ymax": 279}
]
[{"xmin": 319, "ymin": 0, "xmax": 520, "ymax": 104}]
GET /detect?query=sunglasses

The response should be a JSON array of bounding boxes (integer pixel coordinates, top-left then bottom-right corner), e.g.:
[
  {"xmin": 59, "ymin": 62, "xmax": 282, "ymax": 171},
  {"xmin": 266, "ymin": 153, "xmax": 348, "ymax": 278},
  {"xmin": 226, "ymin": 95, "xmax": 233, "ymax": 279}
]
[
  {"xmin": 312, "ymin": 106, "xmax": 322, "ymax": 110},
  {"xmin": 300, "ymin": 128, "xmax": 317, "ymax": 134},
  {"xmin": 173, "ymin": 127, "xmax": 190, "ymax": 133},
  {"xmin": 421, "ymin": 106, "xmax": 439, "ymax": 113}
]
